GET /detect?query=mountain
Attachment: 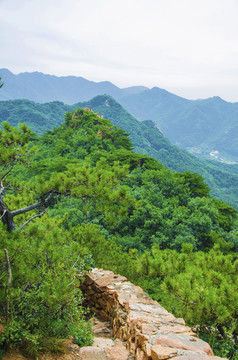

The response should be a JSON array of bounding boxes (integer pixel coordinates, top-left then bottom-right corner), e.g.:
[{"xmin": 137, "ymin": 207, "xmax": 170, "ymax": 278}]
[
  {"xmin": 0, "ymin": 68, "xmax": 128, "ymax": 104},
  {"xmin": 122, "ymin": 86, "xmax": 149, "ymax": 94},
  {"xmin": 0, "ymin": 95, "xmax": 238, "ymax": 209},
  {"xmin": 118, "ymin": 88, "xmax": 238, "ymax": 163},
  {"xmin": 1, "ymin": 68, "xmax": 237, "ymax": 164}
]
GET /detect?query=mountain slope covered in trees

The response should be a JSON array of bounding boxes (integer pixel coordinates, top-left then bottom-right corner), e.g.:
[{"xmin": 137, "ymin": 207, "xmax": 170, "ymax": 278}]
[
  {"xmin": 119, "ymin": 88, "xmax": 238, "ymax": 163},
  {"xmin": 0, "ymin": 96, "xmax": 238, "ymax": 209}
]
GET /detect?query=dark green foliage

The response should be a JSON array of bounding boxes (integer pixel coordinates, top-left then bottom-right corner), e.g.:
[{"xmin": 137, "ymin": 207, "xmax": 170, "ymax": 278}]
[
  {"xmin": 0, "ymin": 99, "xmax": 70, "ymax": 135},
  {"xmin": 175, "ymin": 171, "xmax": 210, "ymax": 197},
  {"xmin": 81, "ymin": 95, "xmax": 238, "ymax": 209},
  {"xmin": 197, "ymin": 324, "xmax": 238, "ymax": 359},
  {"xmin": 0, "ymin": 121, "xmax": 32, "ymax": 166}
]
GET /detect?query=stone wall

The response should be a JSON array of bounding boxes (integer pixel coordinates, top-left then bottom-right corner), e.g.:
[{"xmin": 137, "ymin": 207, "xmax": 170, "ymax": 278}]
[{"xmin": 80, "ymin": 268, "xmax": 227, "ymax": 360}]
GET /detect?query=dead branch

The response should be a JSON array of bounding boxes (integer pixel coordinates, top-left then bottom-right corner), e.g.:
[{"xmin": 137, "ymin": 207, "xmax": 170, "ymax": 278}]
[
  {"xmin": 4, "ymin": 249, "xmax": 12, "ymax": 323},
  {"xmin": 20, "ymin": 211, "xmax": 46, "ymax": 231}
]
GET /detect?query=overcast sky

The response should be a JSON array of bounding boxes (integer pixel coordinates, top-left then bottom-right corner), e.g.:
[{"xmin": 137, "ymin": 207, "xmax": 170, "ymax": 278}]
[{"xmin": 1, "ymin": 0, "xmax": 238, "ymax": 102}]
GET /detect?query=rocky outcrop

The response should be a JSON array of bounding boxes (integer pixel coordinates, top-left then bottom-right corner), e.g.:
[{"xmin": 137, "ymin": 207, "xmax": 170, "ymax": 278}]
[{"xmin": 80, "ymin": 268, "xmax": 227, "ymax": 360}]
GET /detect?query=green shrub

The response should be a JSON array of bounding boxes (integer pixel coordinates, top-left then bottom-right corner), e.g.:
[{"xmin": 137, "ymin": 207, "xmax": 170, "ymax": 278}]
[{"xmin": 0, "ymin": 217, "xmax": 94, "ymax": 356}]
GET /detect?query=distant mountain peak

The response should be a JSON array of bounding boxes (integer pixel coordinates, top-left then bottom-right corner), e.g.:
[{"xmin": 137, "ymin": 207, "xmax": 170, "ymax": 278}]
[
  {"xmin": 0, "ymin": 68, "xmax": 12, "ymax": 74},
  {"xmin": 122, "ymin": 86, "xmax": 149, "ymax": 95},
  {"xmin": 211, "ymin": 96, "xmax": 225, "ymax": 101}
]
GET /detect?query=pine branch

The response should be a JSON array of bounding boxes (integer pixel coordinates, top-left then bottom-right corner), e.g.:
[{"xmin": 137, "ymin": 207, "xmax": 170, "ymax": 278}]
[
  {"xmin": 20, "ymin": 211, "xmax": 46, "ymax": 231},
  {"xmin": 11, "ymin": 192, "xmax": 53, "ymax": 217},
  {"xmin": 171, "ymin": 290, "xmax": 199, "ymax": 306},
  {"xmin": 1, "ymin": 167, "xmax": 14, "ymax": 183}
]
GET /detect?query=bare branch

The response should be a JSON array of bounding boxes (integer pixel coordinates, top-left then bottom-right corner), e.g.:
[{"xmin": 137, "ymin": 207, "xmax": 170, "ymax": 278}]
[
  {"xmin": 11, "ymin": 200, "xmax": 42, "ymax": 217},
  {"xmin": 72, "ymin": 257, "xmax": 80, "ymax": 269},
  {"xmin": 0, "ymin": 166, "xmax": 20, "ymax": 196},
  {"xmin": 0, "ymin": 210, "xmax": 7, "ymax": 219},
  {"xmin": 4, "ymin": 186, "xmax": 23, "ymax": 191},
  {"xmin": 4, "ymin": 249, "xmax": 12, "ymax": 324},
  {"xmin": 20, "ymin": 211, "xmax": 46, "ymax": 231},
  {"xmin": 11, "ymin": 192, "xmax": 53, "ymax": 217},
  {"xmin": 171, "ymin": 291, "xmax": 199, "ymax": 306},
  {"xmin": 1, "ymin": 167, "xmax": 14, "ymax": 184},
  {"xmin": 0, "ymin": 197, "xmax": 8, "ymax": 211},
  {"xmin": 0, "ymin": 186, "xmax": 23, "ymax": 196},
  {"xmin": 67, "ymin": 277, "xmax": 76, "ymax": 287}
]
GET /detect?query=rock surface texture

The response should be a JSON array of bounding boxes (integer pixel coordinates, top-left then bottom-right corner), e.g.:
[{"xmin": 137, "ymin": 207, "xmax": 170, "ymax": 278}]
[{"xmin": 80, "ymin": 268, "xmax": 227, "ymax": 360}]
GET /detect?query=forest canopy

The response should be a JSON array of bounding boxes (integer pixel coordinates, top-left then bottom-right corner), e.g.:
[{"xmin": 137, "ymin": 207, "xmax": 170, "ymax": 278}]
[{"xmin": 0, "ymin": 107, "xmax": 237, "ymax": 359}]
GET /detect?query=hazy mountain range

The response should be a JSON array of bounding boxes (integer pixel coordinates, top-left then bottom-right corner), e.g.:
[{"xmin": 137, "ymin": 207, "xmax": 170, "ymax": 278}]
[{"xmin": 0, "ymin": 68, "xmax": 238, "ymax": 164}]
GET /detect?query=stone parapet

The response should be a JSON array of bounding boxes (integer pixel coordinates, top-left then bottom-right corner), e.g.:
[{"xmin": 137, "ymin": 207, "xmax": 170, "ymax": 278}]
[{"xmin": 80, "ymin": 268, "xmax": 227, "ymax": 360}]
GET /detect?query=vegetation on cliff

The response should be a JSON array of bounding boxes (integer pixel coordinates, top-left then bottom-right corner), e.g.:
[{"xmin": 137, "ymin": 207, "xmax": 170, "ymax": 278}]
[{"xmin": 0, "ymin": 108, "xmax": 237, "ymax": 358}]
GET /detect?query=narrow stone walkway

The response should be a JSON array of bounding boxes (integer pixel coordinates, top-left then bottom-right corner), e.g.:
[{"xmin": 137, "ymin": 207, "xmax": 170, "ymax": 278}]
[
  {"xmin": 78, "ymin": 316, "xmax": 135, "ymax": 360},
  {"xmin": 80, "ymin": 268, "xmax": 228, "ymax": 360}
]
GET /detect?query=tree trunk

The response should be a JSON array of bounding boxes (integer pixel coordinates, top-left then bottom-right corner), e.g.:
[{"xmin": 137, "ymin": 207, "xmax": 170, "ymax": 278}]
[{"xmin": 2, "ymin": 211, "xmax": 16, "ymax": 232}]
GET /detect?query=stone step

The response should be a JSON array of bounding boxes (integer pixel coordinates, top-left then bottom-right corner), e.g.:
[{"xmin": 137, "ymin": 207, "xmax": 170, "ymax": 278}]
[
  {"xmin": 91, "ymin": 317, "xmax": 114, "ymax": 338},
  {"xmin": 79, "ymin": 338, "xmax": 133, "ymax": 360}
]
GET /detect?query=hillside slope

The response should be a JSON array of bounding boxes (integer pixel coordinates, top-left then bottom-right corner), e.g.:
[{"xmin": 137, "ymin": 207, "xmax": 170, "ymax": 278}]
[
  {"xmin": 118, "ymin": 88, "xmax": 238, "ymax": 163},
  {"xmin": 0, "ymin": 96, "xmax": 237, "ymax": 208}
]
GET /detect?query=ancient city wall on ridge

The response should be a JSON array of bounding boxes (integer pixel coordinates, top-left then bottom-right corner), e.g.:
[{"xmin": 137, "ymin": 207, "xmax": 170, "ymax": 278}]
[{"xmin": 80, "ymin": 268, "xmax": 227, "ymax": 360}]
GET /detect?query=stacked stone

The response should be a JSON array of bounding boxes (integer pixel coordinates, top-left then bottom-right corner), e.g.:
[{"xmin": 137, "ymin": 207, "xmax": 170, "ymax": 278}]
[{"xmin": 80, "ymin": 268, "xmax": 227, "ymax": 360}]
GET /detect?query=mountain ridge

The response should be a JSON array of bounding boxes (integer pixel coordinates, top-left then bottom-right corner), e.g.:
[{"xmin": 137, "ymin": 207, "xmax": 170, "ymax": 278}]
[{"xmin": 0, "ymin": 68, "xmax": 237, "ymax": 163}]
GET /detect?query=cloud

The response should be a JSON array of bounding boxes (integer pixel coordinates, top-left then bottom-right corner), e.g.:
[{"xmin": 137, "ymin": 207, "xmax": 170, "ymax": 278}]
[{"xmin": 1, "ymin": 0, "xmax": 238, "ymax": 101}]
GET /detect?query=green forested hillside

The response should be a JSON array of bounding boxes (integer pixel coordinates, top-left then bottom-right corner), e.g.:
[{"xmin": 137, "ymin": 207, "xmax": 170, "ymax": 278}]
[
  {"xmin": 1, "ymin": 96, "xmax": 238, "ymax": 209},
  {"xmin": 0, "ymin": 99, "xmax": 69, "ymax": 134},
  {"xmin": 113, "ymin": 88, "xmax": 238, "ymax": 163},
  {"xmin": 0, "ymin": 108, "xmax": 237, "ymax": 359}
]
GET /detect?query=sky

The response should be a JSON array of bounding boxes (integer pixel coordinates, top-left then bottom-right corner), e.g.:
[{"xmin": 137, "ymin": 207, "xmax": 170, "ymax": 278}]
[{"xmin": 1, "ymin": 0, "xmax": 238, "ymax": 102}]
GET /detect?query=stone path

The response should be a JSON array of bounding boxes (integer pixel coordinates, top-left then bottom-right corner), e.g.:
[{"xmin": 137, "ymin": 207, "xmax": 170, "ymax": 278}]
[
  {"xmin": 80, "ymin": 268, "xmax": 228, "ymax": 360},
  {"xmin": 78, "ymin": 316, "xmax": 135, "ymax": 360}
]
